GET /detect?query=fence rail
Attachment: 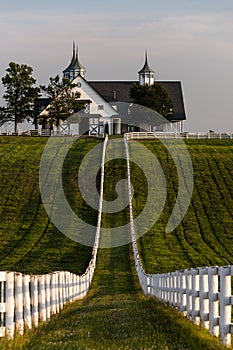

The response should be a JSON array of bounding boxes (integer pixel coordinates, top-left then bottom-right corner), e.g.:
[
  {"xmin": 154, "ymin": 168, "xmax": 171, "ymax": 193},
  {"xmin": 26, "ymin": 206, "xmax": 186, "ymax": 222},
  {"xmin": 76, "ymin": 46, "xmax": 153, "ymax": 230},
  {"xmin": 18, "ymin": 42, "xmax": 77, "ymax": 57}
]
[
  {"xmin": 124, "ymin": 135, "xmax": 233, "ymax": 347},
  {"xmin": 0, "ymin": 135, "xmax": 108, "ymax": 339},
  {"xmin": 0, "ymin": 269, "xmax": 91, "ymax": 338},
  {"xmin": 0, "ymin": 130, "xmax": 73, "ymax": 137},
  {"xmin": 125, "ymin": 131, "xmax": 233, "ymax": 140}
]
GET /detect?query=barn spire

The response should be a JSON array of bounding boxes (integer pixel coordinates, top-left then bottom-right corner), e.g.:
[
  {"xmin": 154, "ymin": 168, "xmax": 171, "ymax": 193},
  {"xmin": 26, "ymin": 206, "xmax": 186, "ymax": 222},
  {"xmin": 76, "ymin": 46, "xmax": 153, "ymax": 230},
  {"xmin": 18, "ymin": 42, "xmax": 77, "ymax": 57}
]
[
  {"xmin": 73, "ymin": 41, "xmax": 75, "ymax": 57},
  {"xmin": 138, "ymin": 50, "xmax": 155, "ymax": 86},
  {"xmin": 63, "ymin": 42, "xmax": 86, "ymax": 81}
]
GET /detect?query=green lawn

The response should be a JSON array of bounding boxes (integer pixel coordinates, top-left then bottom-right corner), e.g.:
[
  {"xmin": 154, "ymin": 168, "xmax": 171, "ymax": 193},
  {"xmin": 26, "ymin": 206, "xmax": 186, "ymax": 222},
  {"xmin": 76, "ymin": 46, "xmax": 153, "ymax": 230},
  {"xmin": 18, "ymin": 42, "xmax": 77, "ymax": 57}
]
[
  {"xmin": 0, "ymin": 137, "xmax": 231, "ymax": 349},
  {"xmin": 129, "ymin": 139, "xmax": 233, "ymax": 273},
  {"xmin": 1, "ymin": 138, "xmax": 228, "ymax": 350},
  {"xmin": 0, "ymin": 136, "xmax": 101, "ymax": 274}
]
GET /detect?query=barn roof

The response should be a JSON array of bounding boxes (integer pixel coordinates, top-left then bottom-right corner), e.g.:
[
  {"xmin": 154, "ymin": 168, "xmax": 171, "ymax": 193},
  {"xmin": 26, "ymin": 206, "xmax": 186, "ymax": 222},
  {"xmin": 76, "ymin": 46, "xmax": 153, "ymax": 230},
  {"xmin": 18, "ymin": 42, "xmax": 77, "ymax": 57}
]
[{"xmin": 89, "ymin": 81, "xmax": 186, "ymax": 121}]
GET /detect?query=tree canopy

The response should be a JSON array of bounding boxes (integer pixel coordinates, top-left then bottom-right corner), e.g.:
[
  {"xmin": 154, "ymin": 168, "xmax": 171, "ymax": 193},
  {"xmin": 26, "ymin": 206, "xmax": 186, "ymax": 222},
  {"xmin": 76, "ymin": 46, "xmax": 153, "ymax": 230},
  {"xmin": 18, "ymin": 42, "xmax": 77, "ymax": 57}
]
[
  {"xmin": 1, "ymin": 62, "xmax": 40, "ymax": 132},
  {"xmin": 129, "ymin": 82, "xmax": 173, "ymax": 127},
  {"xmin": 40, "ymin": 75, "xmax": 85, "ymax": 129}
]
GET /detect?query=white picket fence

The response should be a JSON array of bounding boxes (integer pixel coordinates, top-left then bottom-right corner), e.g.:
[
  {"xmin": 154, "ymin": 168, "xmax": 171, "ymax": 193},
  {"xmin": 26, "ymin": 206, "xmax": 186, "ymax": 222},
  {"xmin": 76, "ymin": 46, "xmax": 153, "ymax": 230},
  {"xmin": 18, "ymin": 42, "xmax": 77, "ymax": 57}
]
[
  {"xmin": 124, "ymin": 135, "xmax": 233, "ymax": 347},
  {"xmin": 0, "ymin": 135, "xmax": 108, "ymax": 339},
  {"xmin": 0, "ymin": 270, "xmax": 92, "ymax": 338},
  {"xmin": 125, "ymin": 131, "xmax": 233, "ymax": 140}
]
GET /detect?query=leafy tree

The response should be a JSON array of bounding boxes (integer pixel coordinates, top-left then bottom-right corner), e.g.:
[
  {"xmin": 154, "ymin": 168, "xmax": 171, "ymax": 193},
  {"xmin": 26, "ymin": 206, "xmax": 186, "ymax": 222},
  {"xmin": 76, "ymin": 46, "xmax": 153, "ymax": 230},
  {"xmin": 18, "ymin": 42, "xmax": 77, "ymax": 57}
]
[
  {"xmin": 0, "ymin": 107, "xmax": 8, "ymax": 127},
  {"xmin": 129, "ymin": 82, "xmax": 173, "ymax": 128},
  {"xmin": 1, "ymin": 62, "xmax": 40, "ymax": 132},
  {"xmin": 40, "ymin": 75, "xmax": 85, "ymax": 129}
]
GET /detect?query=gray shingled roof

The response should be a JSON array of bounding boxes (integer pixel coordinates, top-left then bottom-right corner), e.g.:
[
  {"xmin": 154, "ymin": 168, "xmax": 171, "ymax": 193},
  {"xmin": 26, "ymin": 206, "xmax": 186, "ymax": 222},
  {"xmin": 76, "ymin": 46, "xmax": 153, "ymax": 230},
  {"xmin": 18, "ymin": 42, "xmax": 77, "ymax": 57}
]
[{"xmin": 89, "ymin": 81, "xmax": 186, "ymax": 121}]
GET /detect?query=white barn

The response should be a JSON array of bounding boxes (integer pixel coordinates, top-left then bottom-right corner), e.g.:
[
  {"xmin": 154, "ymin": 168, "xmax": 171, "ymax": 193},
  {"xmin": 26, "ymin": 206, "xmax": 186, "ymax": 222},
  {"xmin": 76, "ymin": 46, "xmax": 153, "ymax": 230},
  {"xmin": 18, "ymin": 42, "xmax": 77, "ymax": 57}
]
[{"xmin": 37, "ymin": 44, "xmax": 186, "ymax": 135}]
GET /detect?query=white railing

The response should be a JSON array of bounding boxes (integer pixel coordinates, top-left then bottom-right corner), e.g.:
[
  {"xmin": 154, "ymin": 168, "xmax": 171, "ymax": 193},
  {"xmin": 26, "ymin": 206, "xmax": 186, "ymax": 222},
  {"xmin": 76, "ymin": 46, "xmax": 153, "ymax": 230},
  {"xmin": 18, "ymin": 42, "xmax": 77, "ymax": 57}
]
[
  {"xmin": 0, "ymin": 270, "xmax": 92, "ymax": 338},
  {"xmin": 0, "ymin": 130, "xmax": 71, "ymax": 137},
  {"xmin": 0, "ymin": 129, "xmax": 106, "ymax": 137},
  {"xmin": 124, "ymin": 135, "xmax": 233, "ymax": 347},
  {"xmin": 125, "ymin": 131, "xmax": 233, "ymax": 140},
  {"xmin": 0, "ymin": 135, "xmax": 108, "ymax": 339}
]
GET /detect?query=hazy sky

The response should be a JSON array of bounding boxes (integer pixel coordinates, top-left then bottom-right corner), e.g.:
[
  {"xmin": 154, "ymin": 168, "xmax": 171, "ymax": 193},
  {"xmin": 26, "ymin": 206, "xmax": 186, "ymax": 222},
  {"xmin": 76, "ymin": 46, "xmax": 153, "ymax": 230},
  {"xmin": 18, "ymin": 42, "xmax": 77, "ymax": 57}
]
[{"xmin": 0, "ymin": 0, "xmax": 233, "ymax": 132}]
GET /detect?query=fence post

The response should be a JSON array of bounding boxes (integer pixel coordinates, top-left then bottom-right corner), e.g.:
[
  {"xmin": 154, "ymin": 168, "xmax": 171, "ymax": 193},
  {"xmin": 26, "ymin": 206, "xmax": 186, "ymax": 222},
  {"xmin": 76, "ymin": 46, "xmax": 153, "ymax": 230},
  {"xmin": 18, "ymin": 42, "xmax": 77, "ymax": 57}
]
[
  {"xmin": 159, "ymin": 274, "xmax": 163, "ymax": 299},
  {"xmin": 0, "ymin": 271, "xmax": 6, "ymax": 338},
  {"xmin": 84, "ymin": 273, "xmax": 88, "ymax": 296},
  {"xmin": 191, "ymin": 268, "xmax": 200, "ymax": 325},
  {"xmin": 67, "ymin": 271, "xmax": 70, "ymax": 303},
  {"xmin": 157, "ymin": 275, "xmax": 161, "ymax": 299},
  {"xmin": 23, "ymin": 274, "xmax": 32, "ymax": 330},
  {"xmin": 69, "ymin": 271, "xmax": 72, "ymax": 303},
  {"xmin": 82, "ymin": 273, "xmax": 86, "ymax": 297},
  {"xmin": 54, "ymin": 272, "xmax": 58, "ymax": 313},
  {"xmin": 71, "ymin": 273, "xmax": 74, "ymax": 301},
  {"xmin": 170, "ymin": 272, "xmax": 175, "ymax": 307},
  {"xmin": 38, "ymin": 275, "xmax": 46, "ymax": 322},
  {"xmin": 76, "ymin": 275, "xmax": 80, "ymax": 300},
  {"xmin": 185, "ymin": 269, "xmax": 191, "ymax": 319},
  {"xmin": 164, "ymin": 274, "xmax": 168, "ymax": 302},
  {"xmin": 147, "ymin": 275, "xmax": 151, "ymax": 295},
  {"xmin": 199, "ymin": 267, "xmax": 209, "ymax": 330},
  {"xmin": 15, "ymin": 272, "xmax": 24, "ymax": 335},
  {"xmin": 31, "ymin": 275, "xmax": 39, "ymax": 327},
  {"xmin": 50, "ymin": 273, "xmax": 56, "ymax": 315},
  {"xmin": 73, "ymin": 274, "xmax": 77, "ymax": 301},
  {"xmin": 57, "ymin": 271, "xmax": 64, "ymax": 310},
  {"xmin": 173, "ymin": 272, "xmax": 178, "ymax": 307},
  {"xmin": 62, "ymin": 272, "xmax": 67, "ymax": 305},
  {"xmin": 45, "ymin": 274, "xmax": 51, "ymax": 320},
  {"xmin": 219, "ymin": 266, "xmax": 231, "ymax": 347},
  {"xmin": 5, "ymin": 272, "xmax": 15, "ymax": 338},
  {"xmin": 208, "ymin": 266, "xmax": 219, "ymax": 337},
  {"xmin": 179, "ymin": 271, "xmax": 186, "ymax": 315},
  {"xmin": 80, "ymin": 275, "xmax": 83, "ymax": 299}
]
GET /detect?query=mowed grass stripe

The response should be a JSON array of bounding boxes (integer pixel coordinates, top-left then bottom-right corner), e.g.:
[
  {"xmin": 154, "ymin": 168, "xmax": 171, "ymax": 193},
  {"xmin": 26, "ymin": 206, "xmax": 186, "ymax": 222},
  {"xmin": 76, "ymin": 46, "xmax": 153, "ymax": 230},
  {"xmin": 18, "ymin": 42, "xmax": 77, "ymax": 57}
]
[{"xmin": 191, "ymin": 147, "xmax": 232, "ymax": 259}]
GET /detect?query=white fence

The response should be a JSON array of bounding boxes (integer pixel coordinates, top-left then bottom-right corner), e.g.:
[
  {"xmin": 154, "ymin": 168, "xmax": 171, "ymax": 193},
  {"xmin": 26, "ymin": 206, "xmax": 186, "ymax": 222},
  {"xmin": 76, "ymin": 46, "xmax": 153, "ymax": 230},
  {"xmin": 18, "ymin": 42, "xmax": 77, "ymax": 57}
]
[
  {"xmin": 0, "ymin": 135, "xmax": 108, "ymax": 339},
  {"xmin": 0, "ymin": 130, "xmax": 73, "ymax": 137},
  {"xmin": 125, "ymin": 131, "xmax": 233, "ymax": 140},
  {"xmin": 124, "ymin": 135, "xmax": 233, "ymax": 347},
  {"xmin": 0, "ymin": 129, "xmax": 51, "ymax": 137},
  {"xmin": 0, "ymin": 270, "xmax": 92, "ymax": 338},
  {"xmin": 0, "ymin": 129, "xmax": 107, "ymax": 137}
]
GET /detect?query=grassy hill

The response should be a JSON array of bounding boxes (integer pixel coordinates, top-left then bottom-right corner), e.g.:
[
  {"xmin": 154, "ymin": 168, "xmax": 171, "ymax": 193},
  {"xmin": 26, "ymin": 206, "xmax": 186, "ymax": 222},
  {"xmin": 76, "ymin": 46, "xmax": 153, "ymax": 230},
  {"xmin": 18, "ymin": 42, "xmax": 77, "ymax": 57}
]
[
  {"xmin": 129, "ymin": 139, "xmax": 233, "ymax": 273},
  {"xmin": 0, "ymin": 137, "xmax": 231, "ymax": 349},
  {"xmin": 0, "ymin": 136, "xmax": 101, "ymax": 274}
]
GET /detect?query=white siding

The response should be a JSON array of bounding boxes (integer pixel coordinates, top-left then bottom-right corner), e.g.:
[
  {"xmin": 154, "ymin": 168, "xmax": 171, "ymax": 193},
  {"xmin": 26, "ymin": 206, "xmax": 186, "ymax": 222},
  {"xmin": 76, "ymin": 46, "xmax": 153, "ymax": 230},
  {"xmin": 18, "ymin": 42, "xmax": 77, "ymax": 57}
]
[{"xmin": 72, "ymin": 76, "xmax": 117, "ymax": 118}]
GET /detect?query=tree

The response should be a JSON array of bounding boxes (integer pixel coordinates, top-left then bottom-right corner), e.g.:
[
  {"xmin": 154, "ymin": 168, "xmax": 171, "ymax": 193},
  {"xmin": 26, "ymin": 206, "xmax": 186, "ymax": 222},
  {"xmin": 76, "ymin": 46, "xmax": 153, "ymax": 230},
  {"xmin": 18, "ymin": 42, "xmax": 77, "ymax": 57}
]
[
  {"xmin": 0, "ymin": 107, "xmax": 8, "ymax": 127},
  {"xmin": 1, "ymin": 62, "xmax": 40, "ymax": 132},
  {"xmin": 40, "ymin": 75, "xmax": 85, "ymax": 129},
  {"xmin": 129, "ymin": 82, "xmax": 173, "ymax": 128}
]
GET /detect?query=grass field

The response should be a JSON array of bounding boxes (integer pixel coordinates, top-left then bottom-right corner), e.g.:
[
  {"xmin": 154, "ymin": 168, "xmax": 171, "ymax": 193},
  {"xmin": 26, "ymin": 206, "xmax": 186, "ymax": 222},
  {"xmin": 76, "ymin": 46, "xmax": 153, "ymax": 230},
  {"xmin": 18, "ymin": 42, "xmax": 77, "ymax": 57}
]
[
  {"xmin": 129, "ymin": 139, "xmax": 233, "ymax": 273},
  {"xmin": 1, "ymin": 138, "xmax": 228, "ymax": 350},
  {"xmin": 0, "ymin": 137, "xmax": 231, "ymax": 349},
  {"xmin": 0, "ymin": 136, "xmax": 101, "ymax": 274}
]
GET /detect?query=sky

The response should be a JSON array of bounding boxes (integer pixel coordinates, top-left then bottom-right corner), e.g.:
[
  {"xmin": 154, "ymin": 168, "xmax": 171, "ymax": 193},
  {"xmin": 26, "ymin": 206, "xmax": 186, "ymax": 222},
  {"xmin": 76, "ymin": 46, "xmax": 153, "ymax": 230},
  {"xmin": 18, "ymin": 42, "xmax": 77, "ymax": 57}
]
[{"xmin": 0, "ymin": 0, "xmax": 233, "ymax": 132}]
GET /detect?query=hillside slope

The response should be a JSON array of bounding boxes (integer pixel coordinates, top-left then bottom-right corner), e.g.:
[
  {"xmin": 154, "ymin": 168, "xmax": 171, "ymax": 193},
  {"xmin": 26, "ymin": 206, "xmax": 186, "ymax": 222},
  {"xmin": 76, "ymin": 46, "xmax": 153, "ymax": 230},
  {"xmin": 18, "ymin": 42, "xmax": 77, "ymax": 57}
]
[
  {"xmin": 1, "ymin": 138, "xmax": 228, "ymax": 350},
  {"xmin": 129, "ymin": 139, "xmax": 233, "ymax": 273}
]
